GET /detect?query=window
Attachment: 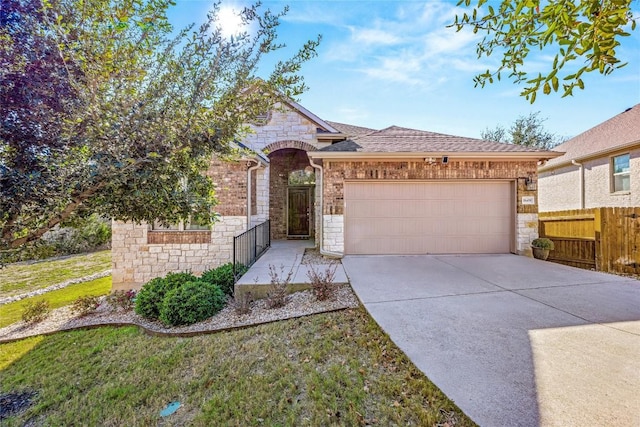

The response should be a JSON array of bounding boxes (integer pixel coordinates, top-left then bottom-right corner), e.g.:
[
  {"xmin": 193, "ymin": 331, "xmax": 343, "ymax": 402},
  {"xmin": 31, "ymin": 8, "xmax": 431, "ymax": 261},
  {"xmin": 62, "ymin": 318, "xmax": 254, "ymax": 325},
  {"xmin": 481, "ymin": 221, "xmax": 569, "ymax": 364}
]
[
  {"xmin": 612, "ymin": 154, "xmax": 630, "ymax": 192},
  {"xmin": 288, "ymin": 168, "xmax": 315, "ymax": 185},
  {"xmin": 150, "ymin": 218, "xmax": 210, "ymax": 231}
]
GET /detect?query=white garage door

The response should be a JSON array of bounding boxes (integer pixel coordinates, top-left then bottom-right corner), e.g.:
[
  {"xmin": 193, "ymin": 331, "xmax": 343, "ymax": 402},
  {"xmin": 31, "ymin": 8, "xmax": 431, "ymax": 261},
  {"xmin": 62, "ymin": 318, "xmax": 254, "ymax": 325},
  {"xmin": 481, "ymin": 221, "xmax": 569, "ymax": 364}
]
[{"xmin": 344, "ymin": 181, "xmax": 514, "ymax": 254}]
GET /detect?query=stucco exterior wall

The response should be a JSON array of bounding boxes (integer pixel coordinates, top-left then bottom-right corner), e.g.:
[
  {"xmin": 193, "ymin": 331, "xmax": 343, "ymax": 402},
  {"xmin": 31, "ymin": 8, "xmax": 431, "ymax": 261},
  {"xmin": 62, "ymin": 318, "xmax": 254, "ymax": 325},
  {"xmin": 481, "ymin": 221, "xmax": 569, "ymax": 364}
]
[
  {"xmin": 539, "ymin": 148, "xmax": 640, "ymax": 212},
  {"xmin": 321, "ymin": 159, "xmax": 540, "ymax": 255}
]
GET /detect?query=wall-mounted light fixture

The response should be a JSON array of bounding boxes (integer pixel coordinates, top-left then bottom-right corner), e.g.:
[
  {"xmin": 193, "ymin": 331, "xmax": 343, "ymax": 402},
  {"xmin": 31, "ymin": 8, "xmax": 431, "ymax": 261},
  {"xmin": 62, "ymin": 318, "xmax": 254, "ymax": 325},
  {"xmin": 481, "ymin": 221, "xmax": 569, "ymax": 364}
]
[{"xmin": 520, "ymin": 175, "xmax": 537, "ymax": 191}]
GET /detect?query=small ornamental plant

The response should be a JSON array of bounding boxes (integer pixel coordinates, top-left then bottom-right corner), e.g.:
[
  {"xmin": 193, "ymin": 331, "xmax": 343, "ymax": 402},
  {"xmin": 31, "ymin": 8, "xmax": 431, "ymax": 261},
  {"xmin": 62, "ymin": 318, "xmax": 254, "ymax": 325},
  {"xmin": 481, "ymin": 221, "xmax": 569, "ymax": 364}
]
[
  {"xmin": 531, "ymin": 238, "xmax": 555, "ymax": 250},
  {"xmin": 106, "ymin": 289, "xmax": 137, "ymax": 311},
  {"xmin": 71, "ymin": 295, "xmax": 101, "ymax": 317},
  {"xmin": 22, "ymin": 300, "xmax": 51, "ymax": 324},
  {"xmin": 307, "ymin": 263, "xmax": 339, "ymax": 301},
  {"xmin": 266, "ymin": 264, "xmax": 294, "ymax": 309}
]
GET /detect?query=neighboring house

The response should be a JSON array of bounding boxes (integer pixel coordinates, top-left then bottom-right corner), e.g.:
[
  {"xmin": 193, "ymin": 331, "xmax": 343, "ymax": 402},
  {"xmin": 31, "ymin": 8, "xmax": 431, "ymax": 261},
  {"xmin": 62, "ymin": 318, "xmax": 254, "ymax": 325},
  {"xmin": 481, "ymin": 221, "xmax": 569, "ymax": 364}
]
[
  {"xmin": 538, "ymin": 104, "xmax": 640, "ymax": 212},
  {"xmin": 111, "ymin": 101, "xmax": 561, "ymax": 290}
]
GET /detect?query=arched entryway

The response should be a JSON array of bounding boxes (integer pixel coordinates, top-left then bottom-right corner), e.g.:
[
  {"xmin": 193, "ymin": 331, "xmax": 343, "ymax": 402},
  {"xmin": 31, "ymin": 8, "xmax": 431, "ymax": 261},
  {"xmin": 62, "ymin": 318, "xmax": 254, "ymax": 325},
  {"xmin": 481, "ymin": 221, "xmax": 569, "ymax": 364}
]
[{"xmin": 265, "ymin": 141, "xmax": 317, "ymax": 240}]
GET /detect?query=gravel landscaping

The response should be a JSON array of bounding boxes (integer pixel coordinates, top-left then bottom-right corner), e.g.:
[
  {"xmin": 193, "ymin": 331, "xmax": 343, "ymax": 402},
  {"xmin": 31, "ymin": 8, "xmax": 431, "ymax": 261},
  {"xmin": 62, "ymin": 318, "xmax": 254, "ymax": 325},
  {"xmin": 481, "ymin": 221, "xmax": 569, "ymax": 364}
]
[{"xmin": 0, "ymin": 284, "xmax": 360, "ymax": 343}]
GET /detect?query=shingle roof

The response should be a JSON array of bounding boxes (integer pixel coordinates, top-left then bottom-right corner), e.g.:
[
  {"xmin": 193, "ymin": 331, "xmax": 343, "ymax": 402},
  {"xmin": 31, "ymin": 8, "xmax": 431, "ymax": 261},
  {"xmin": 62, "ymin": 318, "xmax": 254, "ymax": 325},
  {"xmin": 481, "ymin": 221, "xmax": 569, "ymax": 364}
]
[
  {"xmin": 325, "ymin": 121, "xmax": 377, "ymax": 138},
  {"xmin": 542, "ymin": 104, "xmax": 640, "ymax": 170},
  {"xmin": 320, "ymin": 125, "xmax": 551, "ymax": 153}
]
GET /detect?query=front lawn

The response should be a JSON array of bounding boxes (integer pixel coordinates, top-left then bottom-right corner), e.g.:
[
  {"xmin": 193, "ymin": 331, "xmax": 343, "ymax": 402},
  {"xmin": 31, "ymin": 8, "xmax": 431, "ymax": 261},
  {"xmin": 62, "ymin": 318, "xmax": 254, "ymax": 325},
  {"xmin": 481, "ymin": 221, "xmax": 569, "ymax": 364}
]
[
  {"xmin": 0, "ymin": 277, "xmax": 112, "ymax": 328},
  {"xmin": 0, "ymin": 308, "xmax": 475, "ymax": 426},
  {"xmin": 0, "ymin": 250, "xmax": 111, "ymax": 297}
]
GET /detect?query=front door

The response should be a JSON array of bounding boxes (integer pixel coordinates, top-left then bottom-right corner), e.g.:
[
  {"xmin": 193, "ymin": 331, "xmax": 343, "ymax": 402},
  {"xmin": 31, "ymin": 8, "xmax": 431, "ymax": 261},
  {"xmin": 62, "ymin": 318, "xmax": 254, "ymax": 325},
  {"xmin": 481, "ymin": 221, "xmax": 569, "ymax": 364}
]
[{"xmin": 288, "ymin": 187, "xmax": 311, "ymax": 237}]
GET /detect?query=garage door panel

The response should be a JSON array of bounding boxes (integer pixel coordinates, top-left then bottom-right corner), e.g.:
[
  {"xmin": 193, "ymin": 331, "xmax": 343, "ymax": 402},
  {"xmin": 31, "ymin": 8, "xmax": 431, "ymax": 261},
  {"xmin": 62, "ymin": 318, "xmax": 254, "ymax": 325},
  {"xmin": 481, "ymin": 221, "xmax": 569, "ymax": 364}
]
[{"xmin": 345, "ymin": 182, "xmax": 513, "ymax": 254}]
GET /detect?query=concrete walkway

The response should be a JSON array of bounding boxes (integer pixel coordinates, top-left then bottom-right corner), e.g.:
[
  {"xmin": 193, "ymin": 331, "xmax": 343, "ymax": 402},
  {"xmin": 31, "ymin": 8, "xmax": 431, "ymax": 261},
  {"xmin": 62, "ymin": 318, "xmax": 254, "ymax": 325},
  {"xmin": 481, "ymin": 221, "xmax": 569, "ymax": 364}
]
[
  {"xmin": 235, "ymin": 240, "xmax": 348, "ymax": 297},
  {"xmin": 343, "ymin": 254, "xmax": 640, "ymax": 427}
]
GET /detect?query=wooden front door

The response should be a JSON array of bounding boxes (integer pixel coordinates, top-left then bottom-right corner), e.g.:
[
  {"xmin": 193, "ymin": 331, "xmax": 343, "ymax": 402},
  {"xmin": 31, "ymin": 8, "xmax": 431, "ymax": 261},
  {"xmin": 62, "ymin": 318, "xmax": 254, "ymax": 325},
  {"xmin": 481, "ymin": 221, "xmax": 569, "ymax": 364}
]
[{"xmin": 288, "ymin": 187, "xmax": 311, "ymax": 237}]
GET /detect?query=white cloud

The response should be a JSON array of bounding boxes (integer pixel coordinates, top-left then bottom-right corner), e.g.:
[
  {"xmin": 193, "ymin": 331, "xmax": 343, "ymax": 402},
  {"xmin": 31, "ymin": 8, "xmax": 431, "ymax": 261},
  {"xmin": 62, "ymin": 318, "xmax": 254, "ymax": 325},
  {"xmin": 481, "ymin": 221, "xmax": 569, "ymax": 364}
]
[
  {"xmin": 321, "ymin": 1, "xmax": 484, "ymax": 90},
  {"xmin": 350, "ymin": 27, "xmax": 402, "ymax": 46},
  {"xmin": 423, "ymin": 27, "xmax": 479, "ymax": 57}
]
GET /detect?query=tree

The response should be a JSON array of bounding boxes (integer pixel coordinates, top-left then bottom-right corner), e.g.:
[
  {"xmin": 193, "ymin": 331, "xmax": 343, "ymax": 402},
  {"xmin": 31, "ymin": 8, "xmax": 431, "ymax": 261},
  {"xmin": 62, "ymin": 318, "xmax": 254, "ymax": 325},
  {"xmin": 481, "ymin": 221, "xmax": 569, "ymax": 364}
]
[
  {"xmin": 451, "ymin": 0, "xmax": 637, "ymax": 102},
  {"xmin": 481, "ymin": 111, "xmax": 559, "ymax": 149},
  {"xmin": 0, "ymin": 0, "xmax": 320, "ymax": 251}
]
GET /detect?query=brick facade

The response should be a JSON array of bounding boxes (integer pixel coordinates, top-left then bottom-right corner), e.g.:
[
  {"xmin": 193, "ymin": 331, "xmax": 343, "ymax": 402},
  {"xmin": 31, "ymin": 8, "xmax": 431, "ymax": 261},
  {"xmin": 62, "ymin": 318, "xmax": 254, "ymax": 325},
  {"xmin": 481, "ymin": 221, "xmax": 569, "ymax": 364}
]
[
  {"xmin": 321, "ymin": 159, "xmax": 540, "ymax": 255},
  {"xmin": 207, "ymin": 158, "xmax": 248, "ymax": 216},
  {"xmin": 268, "ymin": 148, "xmax": 315, "ymax": 239},
  {"xmin": 111, "ymin": 104, "xmax": 326, "ymax": 290}
]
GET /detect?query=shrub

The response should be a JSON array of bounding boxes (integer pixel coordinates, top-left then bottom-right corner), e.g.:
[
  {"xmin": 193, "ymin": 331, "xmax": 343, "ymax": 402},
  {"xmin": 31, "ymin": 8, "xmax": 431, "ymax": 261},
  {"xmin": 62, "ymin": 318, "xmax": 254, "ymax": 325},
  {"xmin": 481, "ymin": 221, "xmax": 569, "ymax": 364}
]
[
  {"xmin": 134, "ymin": 277, "xmax": 168, "ymax": 319},
  {"xmin": 265, "ymin": 264, "xmax": 294, "ymax": 309},
  {"xmin": 307, "ymin": 263, "xmax": 339, "ymax": 301},
  {"xmin": 201, "ymin": 263, "xmax": 248, "ymax": 296},
  {"xmin": 158, "ymin": 281, "xmax": 226, "ymax": 326},
  {"xmin": 106, "ymin": 290, "xmax": 137, "ymax": 311},
  {"xmin": 22, "ymin": 300, "xmax": 51, "ymax": 324},
  {"xmin": 71, "ymin": 295, "xmax": 101, "ymax": 316},
  {"xmin": 135, "ymin": 272, "xmax": 196, "ymax": 320}
]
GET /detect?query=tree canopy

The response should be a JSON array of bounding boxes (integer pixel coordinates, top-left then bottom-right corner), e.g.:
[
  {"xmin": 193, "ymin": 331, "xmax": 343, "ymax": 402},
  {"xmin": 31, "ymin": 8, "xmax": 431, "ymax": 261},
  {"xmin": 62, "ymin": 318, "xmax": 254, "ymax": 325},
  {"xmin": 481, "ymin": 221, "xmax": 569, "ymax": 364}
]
[
  {"xmin": 451, "ymin": 0, "xmax": 637, "ymax": 102},
  {"xmin": 0, "ymin": 0, "xmax": 320, "ymax": 251},
  {"xmin": 481, "ymin": 111, "xmax": 561, "ymax": 149}
]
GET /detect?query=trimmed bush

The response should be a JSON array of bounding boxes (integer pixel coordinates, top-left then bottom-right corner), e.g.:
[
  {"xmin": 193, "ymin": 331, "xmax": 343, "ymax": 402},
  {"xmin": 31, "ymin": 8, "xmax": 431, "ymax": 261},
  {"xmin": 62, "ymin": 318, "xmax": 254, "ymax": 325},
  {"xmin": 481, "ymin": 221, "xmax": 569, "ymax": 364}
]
[
  {"xmin": 158, "ymin": 281, "xmax": 226, "ymax": 326},
  {"xmin": 201, "ymin": 263, "xmax": 247, "ymax": 296},
  {"xmin": 134, "ymin": 277, "xmax": 168, "ymax": 319},
  {"xmin": 134, "ymin": 272, "xmax": 197, "ymax": 320}
]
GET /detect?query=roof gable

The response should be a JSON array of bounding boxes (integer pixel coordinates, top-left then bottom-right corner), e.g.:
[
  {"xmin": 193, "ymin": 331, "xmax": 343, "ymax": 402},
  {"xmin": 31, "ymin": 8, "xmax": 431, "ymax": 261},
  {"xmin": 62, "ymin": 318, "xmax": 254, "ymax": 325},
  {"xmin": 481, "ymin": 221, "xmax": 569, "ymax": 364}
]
[
  {"xmin": 542, "ymin": 104, "xmax": 640, "ymax": 170},
  {"xmin": 285, "ymin": 99, "xmax": 341, "ymax": 134}
]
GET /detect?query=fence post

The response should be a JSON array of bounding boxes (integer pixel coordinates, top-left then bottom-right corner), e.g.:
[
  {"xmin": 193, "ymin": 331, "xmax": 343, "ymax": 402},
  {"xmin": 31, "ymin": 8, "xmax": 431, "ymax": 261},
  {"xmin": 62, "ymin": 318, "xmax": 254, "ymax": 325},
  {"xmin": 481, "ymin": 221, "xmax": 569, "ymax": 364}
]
[{"xmin": 594, "ymin": 207, "xmax": 602, "ymax": 271}]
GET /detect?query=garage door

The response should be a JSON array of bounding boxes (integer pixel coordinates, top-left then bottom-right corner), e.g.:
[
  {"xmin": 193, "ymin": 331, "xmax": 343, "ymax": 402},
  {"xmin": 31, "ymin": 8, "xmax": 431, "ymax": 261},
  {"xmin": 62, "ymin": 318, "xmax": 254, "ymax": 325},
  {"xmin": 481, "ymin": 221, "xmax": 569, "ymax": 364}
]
[{"xmin": 344, "ymin": 181, "xmax": 513, "ymax": 254}]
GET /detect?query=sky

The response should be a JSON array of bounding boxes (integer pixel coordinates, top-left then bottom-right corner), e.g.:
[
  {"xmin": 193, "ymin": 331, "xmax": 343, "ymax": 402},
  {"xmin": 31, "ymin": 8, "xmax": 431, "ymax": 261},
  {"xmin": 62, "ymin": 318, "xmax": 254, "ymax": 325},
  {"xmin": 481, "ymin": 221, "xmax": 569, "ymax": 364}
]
[{"xmin": 168, "ymin": 0, "xmax": 640, "ymax": 140}]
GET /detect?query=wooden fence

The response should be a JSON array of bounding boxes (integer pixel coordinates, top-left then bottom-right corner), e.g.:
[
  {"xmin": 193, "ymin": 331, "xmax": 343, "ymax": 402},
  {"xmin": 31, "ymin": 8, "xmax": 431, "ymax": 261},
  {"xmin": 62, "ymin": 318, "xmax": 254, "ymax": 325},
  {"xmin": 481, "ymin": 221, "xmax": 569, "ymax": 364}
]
[{"xmin": 539, "ymin": 207, "xmax": 640, "ymax": 275}]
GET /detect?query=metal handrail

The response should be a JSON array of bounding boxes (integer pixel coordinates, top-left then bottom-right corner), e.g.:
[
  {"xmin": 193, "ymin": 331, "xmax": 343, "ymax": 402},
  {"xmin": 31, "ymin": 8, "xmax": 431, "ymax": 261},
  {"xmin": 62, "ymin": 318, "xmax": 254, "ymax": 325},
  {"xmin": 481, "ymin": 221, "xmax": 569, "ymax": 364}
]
[{"xmin": 233, "ymin": 220, "xmax": 270, "ymax": 280}]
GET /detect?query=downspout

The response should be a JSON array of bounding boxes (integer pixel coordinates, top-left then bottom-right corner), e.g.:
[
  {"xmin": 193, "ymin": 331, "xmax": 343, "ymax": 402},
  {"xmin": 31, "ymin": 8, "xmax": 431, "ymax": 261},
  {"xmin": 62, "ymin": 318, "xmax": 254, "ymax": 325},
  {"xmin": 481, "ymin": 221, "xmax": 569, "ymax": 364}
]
[
  {"xmin": 247, "ymin": 160, "xmax": 263, "ymax": 229},
  {"xmin": 308, "ymin": 157, "xmax": 343, "ymax": 258},
  {"xmin": 571, "ymin": 160, "xmax": 585, "ymax": 209}
]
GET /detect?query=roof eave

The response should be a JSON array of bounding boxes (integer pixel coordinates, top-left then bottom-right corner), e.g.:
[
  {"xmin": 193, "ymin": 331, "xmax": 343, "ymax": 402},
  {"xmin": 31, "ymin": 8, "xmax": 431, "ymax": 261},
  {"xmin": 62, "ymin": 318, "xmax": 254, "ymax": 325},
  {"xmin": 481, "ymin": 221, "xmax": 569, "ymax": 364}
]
[
  {"xmin": 308, "ymin": 151, "xmax": 563, "ymax": 161},
  {"xmin": 538, "ymin": 139, "xmax": 640, "ymax": 172},
  {"xmin": 317, "ymin": 133, "xmax": 347, "ymax": 142}
]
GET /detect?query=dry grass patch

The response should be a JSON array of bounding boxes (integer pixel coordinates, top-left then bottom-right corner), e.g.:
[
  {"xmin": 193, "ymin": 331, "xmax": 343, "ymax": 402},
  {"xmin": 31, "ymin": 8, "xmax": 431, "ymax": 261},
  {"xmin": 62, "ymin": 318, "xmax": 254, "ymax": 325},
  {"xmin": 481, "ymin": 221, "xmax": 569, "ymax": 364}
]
[
  {"xmin": 0, "ymin": 251, "xmax": 111, "ymax": 297},
  {"xmin": 0, "ymin": 308, "xmax": 476, "ymax": 426}
]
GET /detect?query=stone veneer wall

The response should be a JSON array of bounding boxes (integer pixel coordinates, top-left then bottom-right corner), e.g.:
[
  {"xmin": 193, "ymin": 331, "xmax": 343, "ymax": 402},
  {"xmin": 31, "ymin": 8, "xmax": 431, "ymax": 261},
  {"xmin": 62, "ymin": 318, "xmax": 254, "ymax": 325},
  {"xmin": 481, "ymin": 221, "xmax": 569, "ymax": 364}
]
[
  {"xmin": 111, "ymin": 216, "xmax": 247, "ymax": 291},
  {"xmin": 112, "ymin": 104, "xmax": 331, "ymax": 290},
  {"xmin": 111, "ymin": 156, "xmax": 252, "ymax": 291},
  {"xmin": 243, "ymin": 103, "xmax": 319, "ymax": 149},
  {"xmin": 321, "ymin": 160, "xmax": 540, "ymax": 255}
]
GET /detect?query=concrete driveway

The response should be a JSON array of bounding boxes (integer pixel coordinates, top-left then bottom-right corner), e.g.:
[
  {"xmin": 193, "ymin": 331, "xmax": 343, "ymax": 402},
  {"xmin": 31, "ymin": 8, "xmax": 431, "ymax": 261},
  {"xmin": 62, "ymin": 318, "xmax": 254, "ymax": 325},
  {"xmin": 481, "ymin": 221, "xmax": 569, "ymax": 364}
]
[{"xmin": 342, "ymin": 254, "xmax": 640, "ymax": 427}]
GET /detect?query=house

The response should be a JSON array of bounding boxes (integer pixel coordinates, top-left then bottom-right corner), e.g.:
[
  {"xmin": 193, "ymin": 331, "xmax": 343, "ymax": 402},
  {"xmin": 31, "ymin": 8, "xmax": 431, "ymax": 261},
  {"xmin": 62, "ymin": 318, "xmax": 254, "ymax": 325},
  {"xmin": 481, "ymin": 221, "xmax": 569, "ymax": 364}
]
[
  {"xmin": 111, "ymin": 101, "xmax": 561, "ymax": 291},
  {"xmin": 538, "ymin": 104, "xmax": 640, "ymax": 212}
]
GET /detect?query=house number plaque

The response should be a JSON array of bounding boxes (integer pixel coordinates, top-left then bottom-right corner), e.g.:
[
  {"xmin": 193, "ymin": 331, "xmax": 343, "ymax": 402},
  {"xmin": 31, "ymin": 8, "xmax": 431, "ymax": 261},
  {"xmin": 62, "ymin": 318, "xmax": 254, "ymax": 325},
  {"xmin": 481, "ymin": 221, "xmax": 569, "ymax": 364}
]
[{"xmin": 521, "ymin": 196, "xmax": 535, "ymax": 205}]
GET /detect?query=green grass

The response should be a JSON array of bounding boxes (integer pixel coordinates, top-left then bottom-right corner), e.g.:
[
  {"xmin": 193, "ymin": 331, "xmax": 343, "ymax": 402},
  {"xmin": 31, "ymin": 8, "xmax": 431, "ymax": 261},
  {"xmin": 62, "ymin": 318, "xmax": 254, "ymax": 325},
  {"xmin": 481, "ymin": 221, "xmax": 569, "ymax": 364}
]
[
  {"xmin": 0, "ymin": 309, "xmax": 476, "ymax": 426},
  {"xmin": 0, "ymin": 277, "xmax": 112, "ymax": 328},
  {"xmin": 0, "ymin": 250, "xmax": 111, "ymax": 297}
]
